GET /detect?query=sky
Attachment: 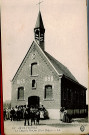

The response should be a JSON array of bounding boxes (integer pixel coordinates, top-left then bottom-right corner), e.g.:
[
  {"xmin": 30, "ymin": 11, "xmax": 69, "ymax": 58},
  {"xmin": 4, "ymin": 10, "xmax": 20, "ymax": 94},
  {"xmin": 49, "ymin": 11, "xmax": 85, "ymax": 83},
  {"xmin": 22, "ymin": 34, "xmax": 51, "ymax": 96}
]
[{"xmin": 1, "ymin": 0, "xmax": 88, "ymax": 103}]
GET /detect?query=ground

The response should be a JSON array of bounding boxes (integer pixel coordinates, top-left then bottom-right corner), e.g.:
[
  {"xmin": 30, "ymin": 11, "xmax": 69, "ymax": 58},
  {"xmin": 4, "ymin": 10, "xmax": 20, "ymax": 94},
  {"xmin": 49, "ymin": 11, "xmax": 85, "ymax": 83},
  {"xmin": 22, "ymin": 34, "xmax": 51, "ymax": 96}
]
[{"xmin": 4, "ymin": 118, "xmax": 89, "ymax": 134}]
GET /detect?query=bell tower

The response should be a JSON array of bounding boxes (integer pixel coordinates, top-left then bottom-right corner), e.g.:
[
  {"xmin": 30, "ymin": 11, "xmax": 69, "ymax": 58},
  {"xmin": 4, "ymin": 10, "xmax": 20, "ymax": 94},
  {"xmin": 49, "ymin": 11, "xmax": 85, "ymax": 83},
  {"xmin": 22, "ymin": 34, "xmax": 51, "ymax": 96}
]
[{"xmin": 34, "ymin": 11, "xmax": 45, "ymax": 51}]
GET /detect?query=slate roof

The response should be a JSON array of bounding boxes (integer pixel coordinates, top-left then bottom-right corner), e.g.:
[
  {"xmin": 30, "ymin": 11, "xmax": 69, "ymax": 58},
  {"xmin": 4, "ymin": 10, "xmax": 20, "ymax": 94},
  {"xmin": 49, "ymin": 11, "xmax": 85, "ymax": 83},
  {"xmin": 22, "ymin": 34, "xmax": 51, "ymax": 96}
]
[
  {"xmin": 35, "ymin": 11, "xmax": 45, "ymax": 29},
  {"xmin": 44, "ymin": 51, "xmax": 78, "ymax": 82}
]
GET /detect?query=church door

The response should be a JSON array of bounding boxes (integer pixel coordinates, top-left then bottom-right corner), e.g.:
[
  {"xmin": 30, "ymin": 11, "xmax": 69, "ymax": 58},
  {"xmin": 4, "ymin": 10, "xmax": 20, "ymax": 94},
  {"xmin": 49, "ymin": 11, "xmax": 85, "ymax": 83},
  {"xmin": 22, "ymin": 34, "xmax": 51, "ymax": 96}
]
[{"xmin": 28, "ymin": 96, "xmax": 40, "ymax": 108}]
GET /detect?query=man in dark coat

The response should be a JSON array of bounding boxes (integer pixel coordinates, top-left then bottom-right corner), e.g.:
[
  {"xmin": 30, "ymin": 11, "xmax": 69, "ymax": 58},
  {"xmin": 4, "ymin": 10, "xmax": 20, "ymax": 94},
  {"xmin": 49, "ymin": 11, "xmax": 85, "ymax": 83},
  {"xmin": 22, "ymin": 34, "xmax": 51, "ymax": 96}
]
[
  {"xmin": 30, "ymin": 107, "xmax": 35, "ymax": 126},
  {"xmin": 24, "ymin": 106, "xmax": 30, "ymax": 126},
  {"xmin": 17, "ymin": 107, "xmax": 21, "ymax": 121},
  {"xmin": 35, "ymin": 109, "xmax": 40, "ymax": 125},
  {"xmin": 10, "ymin": 108, "xmax": 15, "ymax": 121},
  {"xmin": 4, "ymin": 109, "xmax": 6, "ymax": 120}
]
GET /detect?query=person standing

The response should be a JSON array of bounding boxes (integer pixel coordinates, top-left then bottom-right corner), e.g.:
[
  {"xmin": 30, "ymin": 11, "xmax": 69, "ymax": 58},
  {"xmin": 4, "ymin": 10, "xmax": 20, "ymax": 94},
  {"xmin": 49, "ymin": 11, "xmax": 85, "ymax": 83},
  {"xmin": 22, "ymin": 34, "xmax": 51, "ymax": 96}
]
[
  {"xmin": 35, "ymin": 109, "xmax": 40, "ymax": 125},
  {"xmin": 40, "ymin": 105, "xmax": 45, "ymax": 119},
  {"xmin": 17, "ymin": 107, "xmax": 21, "ymax": 121},
  {"xmin": 4, "ymin": 109, "xmax": 6, "ymax": 120},
  {"xmin": 10, "ymin": 108, "xmax": 15, "ymax": 121},
  {"xmin": 24, "ymin": 106, "xmax": 30, "ymax": 126},
  {"xmin": 30, "ymin": 107, "xmax": 35, "ymax": 126}
]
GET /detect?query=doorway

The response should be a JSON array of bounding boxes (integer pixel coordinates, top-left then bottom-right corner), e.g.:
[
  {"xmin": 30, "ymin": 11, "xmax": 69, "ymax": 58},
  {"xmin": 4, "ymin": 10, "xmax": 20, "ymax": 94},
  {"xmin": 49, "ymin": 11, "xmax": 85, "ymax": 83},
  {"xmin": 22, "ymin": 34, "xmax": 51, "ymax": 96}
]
[{"xmin": 28, "ymin": 96, "xmax": 40, "ymax": 108}]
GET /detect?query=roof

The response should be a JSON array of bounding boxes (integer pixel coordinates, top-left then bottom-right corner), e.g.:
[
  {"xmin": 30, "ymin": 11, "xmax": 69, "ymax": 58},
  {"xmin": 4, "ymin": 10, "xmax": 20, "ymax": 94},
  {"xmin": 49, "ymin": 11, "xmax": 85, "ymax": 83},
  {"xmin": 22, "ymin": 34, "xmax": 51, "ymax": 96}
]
[
  {"xmin": 12, "ymin": 41, "xmax": 87, "ymax": 89},
  {"xmin": 35, "ymin": 11, "xmax": 45, "ymax": 29},
  {"xmin": 12, "ymin": 41, "xmax": 77, "ymax": 82},
  {"xmin": 44, "ymin": 51, "xmax": 78, "ymax": 82}
]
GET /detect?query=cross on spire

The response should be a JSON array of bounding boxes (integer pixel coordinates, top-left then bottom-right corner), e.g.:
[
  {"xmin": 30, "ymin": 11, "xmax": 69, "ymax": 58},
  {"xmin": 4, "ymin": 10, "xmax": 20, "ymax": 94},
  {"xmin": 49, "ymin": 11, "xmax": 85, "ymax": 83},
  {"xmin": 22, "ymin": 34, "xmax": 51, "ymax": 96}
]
[{"xmin": 36, "ymin": 0, "xmax": 43, "ymax": 11}]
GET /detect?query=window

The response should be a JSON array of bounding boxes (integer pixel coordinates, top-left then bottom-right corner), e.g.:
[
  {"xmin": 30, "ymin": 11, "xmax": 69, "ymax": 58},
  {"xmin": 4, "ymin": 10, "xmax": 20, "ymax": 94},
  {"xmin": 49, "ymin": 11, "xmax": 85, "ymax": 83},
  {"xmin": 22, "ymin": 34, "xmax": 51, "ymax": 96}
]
[
  {"xmin": 31, "ymin": 62, "xmax": 37, "ymax": 75},
  {"xmin": 67, "ymin": 89, "xmax": 71, "ymax": 100},
  {"xmin": 32, "ymin": 80, "xmax": 36, "ymax": 89},
  {"xmin": 17, "ymin": 87, "xmax": 24, "ymax": 100},
  {"xmin": 63, "ymin": 89, "xmax": 66, "ymax": 100},
  {"xmin": 44, "ymin": 85, "xmax": 53, "ymax": 99}
]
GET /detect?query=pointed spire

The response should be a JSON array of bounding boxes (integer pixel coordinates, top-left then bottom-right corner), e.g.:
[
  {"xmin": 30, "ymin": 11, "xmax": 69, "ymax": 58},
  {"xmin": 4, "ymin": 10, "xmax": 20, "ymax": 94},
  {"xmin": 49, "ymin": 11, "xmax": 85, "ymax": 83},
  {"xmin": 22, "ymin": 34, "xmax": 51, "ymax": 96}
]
[
  {"xmin": 35, "ymin": 11, "xmax": 45, "ymax": 29},
  {"xmin": 34, "ymin": 10, "xmax": 45, "ymax": 51}
]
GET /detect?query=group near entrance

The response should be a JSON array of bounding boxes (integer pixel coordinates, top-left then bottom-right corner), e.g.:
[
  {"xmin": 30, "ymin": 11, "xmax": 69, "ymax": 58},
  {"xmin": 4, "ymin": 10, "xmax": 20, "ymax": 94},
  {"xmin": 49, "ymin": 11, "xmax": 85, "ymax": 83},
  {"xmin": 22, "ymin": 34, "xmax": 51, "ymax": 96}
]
[{"xmin": 11, "ymin": 6, "xmax": 88, "ymax": 121}]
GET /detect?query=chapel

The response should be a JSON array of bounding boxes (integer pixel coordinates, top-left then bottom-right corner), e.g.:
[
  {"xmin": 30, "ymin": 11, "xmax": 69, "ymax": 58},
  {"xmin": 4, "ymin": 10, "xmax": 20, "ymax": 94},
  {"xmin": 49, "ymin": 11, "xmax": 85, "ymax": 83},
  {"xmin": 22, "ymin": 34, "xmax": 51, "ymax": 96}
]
[{"xmin": 11, "ymin": 10, "xmax": 87, "ymax": 119}]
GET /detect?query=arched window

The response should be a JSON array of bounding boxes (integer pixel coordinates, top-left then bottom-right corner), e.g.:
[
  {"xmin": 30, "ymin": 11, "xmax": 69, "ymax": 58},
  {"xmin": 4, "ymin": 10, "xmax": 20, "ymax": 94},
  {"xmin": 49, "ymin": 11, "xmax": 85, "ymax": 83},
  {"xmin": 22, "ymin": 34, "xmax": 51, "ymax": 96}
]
[
  {"xmin": 32, "ymin": 80, "xmax": 36, "ymax": 89},
  {"xmin": 67, "ymin": 88, "xmax": 71, "ymax": 101},
  {"xmin": 17, "ymin": 87, "xmax": 24, "ymax": 100},
  {"xmin": 44, "ymin": 85, "xmax": 53, "ymax": 99},
  {"xmin": 31, "ymin": 62, "xmax": 37, "ymax": 75}
]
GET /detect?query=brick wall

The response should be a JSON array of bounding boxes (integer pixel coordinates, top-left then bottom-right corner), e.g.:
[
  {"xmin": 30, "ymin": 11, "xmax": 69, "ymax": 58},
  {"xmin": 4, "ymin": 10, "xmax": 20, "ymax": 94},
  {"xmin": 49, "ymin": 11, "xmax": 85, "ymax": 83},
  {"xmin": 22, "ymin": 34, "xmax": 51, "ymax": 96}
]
[{"xmin": 11, "ymin": 43, "xmax": 61, "ymax": 111}]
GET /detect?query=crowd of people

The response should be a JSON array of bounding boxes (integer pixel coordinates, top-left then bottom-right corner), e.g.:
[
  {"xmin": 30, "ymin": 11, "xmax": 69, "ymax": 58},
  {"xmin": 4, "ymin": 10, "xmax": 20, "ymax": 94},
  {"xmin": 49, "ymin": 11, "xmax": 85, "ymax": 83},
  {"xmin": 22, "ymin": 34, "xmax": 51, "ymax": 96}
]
[
  {"xmin": 24, "ymin": 106, "xmax": 40, "ymax": 126},
  {"xmin": 4, "ymin": 105, "xmax": 48, "ymax": 126},
  {"xmin": 4, "ymin": 106, "xmax": 72, "ymax": 124},
  {"xmin": 4, "ymin": 106, "xmax": 25, "ymax": 121}
]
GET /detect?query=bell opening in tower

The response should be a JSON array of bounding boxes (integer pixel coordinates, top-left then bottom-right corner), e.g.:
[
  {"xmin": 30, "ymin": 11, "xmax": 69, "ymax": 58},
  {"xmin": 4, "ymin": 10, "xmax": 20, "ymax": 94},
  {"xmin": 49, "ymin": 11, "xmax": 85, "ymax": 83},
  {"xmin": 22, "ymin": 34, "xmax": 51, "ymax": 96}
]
[{"xmin": 34, "ymin": 11, "xmax": 45, "ymax": 51}]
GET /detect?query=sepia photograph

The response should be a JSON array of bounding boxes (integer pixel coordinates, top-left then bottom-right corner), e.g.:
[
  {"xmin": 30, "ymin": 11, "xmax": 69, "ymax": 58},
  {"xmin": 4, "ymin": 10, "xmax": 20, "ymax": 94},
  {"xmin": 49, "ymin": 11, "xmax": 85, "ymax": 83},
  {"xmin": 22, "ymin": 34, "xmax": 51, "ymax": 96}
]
[{"xmin": 1, "ymin": 0, "xmax": 89, "ymax": 134}]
